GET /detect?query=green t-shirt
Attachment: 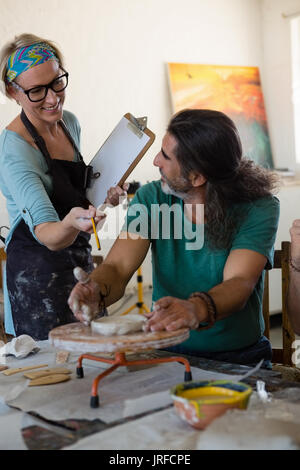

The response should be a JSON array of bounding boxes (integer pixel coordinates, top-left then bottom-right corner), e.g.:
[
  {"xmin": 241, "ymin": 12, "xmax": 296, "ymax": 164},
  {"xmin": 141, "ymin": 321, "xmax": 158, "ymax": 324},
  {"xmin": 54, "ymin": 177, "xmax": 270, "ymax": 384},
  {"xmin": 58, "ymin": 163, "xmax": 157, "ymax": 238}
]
[{"xmin": 123, "ymin": 181, "xmax": 280, "ymax": 353}]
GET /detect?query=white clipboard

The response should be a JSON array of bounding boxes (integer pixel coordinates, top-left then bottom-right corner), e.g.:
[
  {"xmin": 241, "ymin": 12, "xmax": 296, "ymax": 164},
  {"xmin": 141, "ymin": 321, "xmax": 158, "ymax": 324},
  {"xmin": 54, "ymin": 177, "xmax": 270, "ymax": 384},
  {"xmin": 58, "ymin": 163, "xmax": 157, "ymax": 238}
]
[{"xmin": 86, "ymin": 113, "xmax": 155, "ymax": 208}]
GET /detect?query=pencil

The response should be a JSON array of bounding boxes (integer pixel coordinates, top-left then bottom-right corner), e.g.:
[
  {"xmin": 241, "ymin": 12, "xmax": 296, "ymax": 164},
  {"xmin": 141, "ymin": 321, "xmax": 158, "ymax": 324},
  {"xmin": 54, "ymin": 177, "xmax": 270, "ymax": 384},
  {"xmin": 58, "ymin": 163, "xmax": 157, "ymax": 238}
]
[{"xmin": 91, "ymin": 217, "xmax": 101, "ymax": 250}]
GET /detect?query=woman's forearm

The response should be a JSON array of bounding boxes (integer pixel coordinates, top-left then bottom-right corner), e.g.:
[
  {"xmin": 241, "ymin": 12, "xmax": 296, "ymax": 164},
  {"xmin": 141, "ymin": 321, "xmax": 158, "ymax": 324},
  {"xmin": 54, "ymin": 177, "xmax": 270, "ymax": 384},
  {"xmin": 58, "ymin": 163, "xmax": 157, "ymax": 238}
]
[
  {"xmin": 34, "ymin": 220, "xmax": 79, "ymax": 250},
  {"xmin": 34, "ymin": 206, "xmax": 98, "ymax": 250}
]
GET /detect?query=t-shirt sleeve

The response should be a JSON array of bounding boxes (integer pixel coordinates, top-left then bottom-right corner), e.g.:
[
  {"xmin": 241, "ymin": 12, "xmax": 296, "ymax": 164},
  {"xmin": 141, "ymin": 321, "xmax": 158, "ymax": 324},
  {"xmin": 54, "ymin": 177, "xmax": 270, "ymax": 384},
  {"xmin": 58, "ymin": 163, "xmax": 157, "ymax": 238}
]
[
  {"xmin": 230, "ymin": 196, "xmax": 280, "ymax": 269},
  {"xmin": 1, "ymin": 146, "xmax": 59, "ymax": 243}
]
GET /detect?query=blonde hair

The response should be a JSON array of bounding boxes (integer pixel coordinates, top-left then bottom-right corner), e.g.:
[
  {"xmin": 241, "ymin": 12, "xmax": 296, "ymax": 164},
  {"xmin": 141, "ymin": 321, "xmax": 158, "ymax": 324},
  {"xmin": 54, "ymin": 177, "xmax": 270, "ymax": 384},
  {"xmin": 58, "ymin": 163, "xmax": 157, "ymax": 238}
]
[{"xmin": 0, "ymin": 33, "xmax": 64, "ymax": 98}]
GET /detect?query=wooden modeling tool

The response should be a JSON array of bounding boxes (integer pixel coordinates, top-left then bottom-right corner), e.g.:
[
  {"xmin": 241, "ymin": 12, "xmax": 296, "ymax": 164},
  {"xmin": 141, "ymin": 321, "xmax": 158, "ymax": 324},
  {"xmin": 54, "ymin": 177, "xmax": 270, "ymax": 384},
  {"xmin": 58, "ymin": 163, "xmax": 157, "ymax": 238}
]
[
  {"xmin": 0, "ymin": 365, "xmax": 8, "ymax": 372},
  {"xmin": 24, "ymin": 368, "xmax": 71, "ymax": 379},
  {"xmin": 2, "ymin": 364, "xmax": 48, "ymax": 376},
  {"xmin": 91, "ymin": 217, "xmax": 101, "ymax": 250},
  {"xmin": 28, "ymin": 374, "xmax": 71, "ymax": 387}
]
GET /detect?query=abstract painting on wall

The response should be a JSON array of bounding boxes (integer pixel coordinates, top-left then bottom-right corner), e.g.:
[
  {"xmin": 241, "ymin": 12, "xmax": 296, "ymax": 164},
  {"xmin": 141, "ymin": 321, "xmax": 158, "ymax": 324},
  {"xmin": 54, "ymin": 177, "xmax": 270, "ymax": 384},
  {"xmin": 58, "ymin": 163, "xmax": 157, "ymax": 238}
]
[{"xmin": 167, "ymin": 63, "xmax": 273, "ymax": 168}]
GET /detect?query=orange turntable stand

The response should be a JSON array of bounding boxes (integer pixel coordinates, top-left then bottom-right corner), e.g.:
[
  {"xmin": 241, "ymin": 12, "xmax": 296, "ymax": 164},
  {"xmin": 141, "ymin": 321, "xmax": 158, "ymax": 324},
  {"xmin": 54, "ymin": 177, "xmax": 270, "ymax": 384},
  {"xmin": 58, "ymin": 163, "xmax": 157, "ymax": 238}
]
[
  {"xmin": 49, "ymin": 322, "xmax": 192, "ymax": 408},
  {"xmin": 121, "ymin": 266, "xmax": 150, "ymax": 316}
]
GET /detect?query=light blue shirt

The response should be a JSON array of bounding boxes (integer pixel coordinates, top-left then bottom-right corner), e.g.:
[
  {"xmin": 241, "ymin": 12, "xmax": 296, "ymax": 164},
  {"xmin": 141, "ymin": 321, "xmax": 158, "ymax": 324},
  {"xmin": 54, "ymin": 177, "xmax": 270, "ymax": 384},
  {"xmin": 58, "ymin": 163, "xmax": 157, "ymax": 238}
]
[{"xmin": 0, "ymin": 110, "xmax": 81, "ymax": 334}]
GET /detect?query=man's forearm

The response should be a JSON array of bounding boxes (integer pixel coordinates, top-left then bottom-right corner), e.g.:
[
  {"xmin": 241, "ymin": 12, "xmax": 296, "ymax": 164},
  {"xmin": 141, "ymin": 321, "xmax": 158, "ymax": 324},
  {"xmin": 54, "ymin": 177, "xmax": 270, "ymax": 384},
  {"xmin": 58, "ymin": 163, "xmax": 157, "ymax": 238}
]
[
  {"xmin": 90, "ymin": 263, "xmax": 129, "ymax": 308},
  {"xmin": 207, "ymin": 277, "xmax": 256, "ymax": 320}
]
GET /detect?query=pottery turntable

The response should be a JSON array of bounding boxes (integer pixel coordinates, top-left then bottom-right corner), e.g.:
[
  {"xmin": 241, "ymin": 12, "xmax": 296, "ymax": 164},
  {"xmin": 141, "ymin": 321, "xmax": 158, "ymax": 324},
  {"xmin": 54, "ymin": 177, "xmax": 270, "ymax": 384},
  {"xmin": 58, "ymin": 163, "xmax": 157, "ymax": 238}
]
[{"xmin": 49, "ymin": 322, "xmax": 192, "ymax": 408}]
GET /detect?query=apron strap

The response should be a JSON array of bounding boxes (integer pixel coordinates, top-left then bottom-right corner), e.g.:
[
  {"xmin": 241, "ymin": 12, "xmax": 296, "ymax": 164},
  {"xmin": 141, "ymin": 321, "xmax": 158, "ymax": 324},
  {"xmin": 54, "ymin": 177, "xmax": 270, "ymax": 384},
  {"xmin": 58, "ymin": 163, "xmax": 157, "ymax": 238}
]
[
  {"xmin": 20, "ymin": 110, "xmax": 83, "ymax": 169},
  {"xmin": 20, "ymin": 109, "xmax": 53, "ymax": 169},
  {"xmin": 59, "ymin": 119, "xmax": 84, "ymax": 162}
]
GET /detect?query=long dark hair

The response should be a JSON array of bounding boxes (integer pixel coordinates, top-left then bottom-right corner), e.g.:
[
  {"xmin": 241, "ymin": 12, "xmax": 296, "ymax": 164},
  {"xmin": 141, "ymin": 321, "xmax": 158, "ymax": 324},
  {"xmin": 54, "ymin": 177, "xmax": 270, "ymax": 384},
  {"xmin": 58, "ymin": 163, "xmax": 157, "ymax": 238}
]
[{"xmin": 167, "ymin": 109, "xmax": 278, "ymax": 249}]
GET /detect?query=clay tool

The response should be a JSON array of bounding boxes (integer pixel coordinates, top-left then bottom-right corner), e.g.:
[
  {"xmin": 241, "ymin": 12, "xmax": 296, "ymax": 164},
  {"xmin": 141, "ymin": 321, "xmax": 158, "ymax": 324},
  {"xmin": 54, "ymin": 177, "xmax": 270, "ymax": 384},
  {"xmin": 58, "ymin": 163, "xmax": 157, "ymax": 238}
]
[
  {"xmin": 24, "ymin": 368, "xmax": 71, "ymax": 379},
  {"xmin": 55, "ymin": 350, "xmax": 70, "ymax": 364},
  {"xmin": 28, "ymin": 374, "xmax": 71, "ymax": 386},
  {"xmin": 2, "ymin": 363, "xmax": 48, "ymax": 376},
  {"xmin": 0, "ymin": 365, "xmax": 8, "ymax": 372},
  {"xmin": 91, "ymin": 217, "xmax": 101, "ymax": 250}
]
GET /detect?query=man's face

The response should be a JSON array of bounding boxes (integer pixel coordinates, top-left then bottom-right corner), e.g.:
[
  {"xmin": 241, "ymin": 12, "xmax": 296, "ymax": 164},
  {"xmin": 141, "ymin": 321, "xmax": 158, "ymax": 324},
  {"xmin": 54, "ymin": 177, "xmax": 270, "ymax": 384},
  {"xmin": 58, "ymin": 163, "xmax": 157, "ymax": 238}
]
[{"xmin": 153, "ymin": 133, "xmax": 192, "ymax": 199}]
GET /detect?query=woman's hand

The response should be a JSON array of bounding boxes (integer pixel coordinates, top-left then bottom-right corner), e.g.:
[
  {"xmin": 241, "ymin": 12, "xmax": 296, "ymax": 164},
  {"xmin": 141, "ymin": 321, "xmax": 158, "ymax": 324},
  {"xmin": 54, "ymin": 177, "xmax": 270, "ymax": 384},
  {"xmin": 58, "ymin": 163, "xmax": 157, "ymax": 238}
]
[
  {"xmin": 143, "ymin": 296, "xmax": 207, "ymax": 332},
  {"xmin": 105, "ymin": 183, "xmax": 129, "ymax": 207},
  {"xmin": 63, "ymin": 205, "xmax": 106, "ymax": 233},
  {"xmin": 35, "ymin": 205, "xmax": 106, "ymax": 250},
  {"xmin": 68, "ymin": 267, "xmax": 102, "ymax": 324}
]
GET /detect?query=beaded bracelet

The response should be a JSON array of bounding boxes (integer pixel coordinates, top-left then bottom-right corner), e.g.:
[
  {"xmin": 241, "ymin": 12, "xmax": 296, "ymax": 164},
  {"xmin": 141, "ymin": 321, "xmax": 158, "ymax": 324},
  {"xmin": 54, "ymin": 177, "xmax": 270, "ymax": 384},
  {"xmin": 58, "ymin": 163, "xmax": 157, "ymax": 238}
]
[
  {"xmin": 188, "ymin": 291, "xmax": 217, "ymax": 328},
  {"xmin": 290, "ymin": 259, "xmax": 300, "ymax": 272}
]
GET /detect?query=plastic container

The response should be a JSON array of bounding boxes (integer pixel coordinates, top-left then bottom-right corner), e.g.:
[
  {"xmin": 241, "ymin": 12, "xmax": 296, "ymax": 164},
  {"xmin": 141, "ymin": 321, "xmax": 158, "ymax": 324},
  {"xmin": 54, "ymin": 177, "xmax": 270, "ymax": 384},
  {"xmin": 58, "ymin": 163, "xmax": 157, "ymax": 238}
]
[{"xmin": 171, "ymin": 380, "xmax": 252, "ymax": 429}]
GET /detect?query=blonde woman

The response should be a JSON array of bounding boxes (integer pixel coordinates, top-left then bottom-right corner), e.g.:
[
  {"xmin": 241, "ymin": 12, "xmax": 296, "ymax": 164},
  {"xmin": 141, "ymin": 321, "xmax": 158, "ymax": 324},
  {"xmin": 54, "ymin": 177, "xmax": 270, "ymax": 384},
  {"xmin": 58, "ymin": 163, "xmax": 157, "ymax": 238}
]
[{"xmin": 0, "ymin": 34, "xmax": 125, "ymax": 339}]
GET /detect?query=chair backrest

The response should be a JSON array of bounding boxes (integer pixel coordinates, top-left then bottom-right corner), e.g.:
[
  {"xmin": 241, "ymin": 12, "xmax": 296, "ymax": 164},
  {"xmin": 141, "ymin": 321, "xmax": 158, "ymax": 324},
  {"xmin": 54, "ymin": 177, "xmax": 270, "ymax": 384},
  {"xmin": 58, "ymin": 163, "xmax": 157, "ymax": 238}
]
[
  {"xmin": 263, "ymin": 241, "xmax": 295, "ymax": 365},
  {"xmin": 0, "ymin": 247, "xmax": 6, "ymax": 290},
  {"xmin": 0, "ymin": 247, "xmax": 7, "ymax": 342}
]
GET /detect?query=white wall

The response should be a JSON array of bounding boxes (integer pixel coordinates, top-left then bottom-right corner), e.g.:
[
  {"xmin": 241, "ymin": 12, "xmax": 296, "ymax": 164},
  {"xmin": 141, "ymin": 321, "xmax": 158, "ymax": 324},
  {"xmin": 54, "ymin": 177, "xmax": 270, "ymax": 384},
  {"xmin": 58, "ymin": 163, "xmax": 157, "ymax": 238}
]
[
  {"xmin": 260, "ymin": 0, "xmax": 300, "ymax": 311},
  {"xmin": 0, "ymin": 0, "xmax": 263, "ymax": 179}
]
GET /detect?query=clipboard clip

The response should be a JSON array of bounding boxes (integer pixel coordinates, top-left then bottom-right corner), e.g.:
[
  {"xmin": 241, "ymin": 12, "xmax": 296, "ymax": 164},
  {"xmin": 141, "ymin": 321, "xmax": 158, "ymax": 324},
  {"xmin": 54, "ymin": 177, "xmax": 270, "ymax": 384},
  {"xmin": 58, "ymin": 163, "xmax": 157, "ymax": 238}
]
[
  {"xmin": 84, "ymin": 165, "xmax": 100, "ymax": 189},
  {"xmin": 129, "ymin": 115, "xmax": 148, "ymax": 132}
]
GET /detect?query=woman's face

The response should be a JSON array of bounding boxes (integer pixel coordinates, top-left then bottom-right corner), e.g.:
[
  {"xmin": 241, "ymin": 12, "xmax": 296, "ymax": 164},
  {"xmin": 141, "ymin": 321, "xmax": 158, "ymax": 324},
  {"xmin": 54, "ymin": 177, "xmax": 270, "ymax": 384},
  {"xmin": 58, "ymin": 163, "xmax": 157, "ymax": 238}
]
[{"xmin": 10, "ymin": 59, "xmax": 66, "ymax": 126}]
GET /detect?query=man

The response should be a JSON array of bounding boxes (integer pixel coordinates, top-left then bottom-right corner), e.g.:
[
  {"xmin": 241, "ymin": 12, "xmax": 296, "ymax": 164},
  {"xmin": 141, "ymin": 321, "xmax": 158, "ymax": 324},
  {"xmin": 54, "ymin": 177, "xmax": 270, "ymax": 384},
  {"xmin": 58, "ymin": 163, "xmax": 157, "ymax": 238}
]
[
  {"xmin": 68, "ymin": 109, "xmax": 279, "ymax": 367},
  {"xmin": 287, "ymin": 220, "xmax": 300, "ymax": 334}
]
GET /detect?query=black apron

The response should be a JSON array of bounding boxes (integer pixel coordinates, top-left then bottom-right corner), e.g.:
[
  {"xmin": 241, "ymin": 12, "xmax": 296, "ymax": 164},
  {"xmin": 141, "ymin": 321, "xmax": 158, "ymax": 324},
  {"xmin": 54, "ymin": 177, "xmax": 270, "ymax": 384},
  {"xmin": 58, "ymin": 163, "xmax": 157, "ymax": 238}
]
[{"xmin": 6, "ymin": 110, "xmax": 94, "ymax": 340}]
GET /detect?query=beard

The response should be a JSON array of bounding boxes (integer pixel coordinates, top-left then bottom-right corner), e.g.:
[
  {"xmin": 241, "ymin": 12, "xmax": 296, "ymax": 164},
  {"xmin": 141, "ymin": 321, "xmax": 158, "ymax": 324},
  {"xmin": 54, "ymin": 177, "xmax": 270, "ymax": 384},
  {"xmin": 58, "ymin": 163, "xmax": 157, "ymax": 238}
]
[{"xmin": 160, "ymin": 170, "xmax": 192, "ymax": 200}]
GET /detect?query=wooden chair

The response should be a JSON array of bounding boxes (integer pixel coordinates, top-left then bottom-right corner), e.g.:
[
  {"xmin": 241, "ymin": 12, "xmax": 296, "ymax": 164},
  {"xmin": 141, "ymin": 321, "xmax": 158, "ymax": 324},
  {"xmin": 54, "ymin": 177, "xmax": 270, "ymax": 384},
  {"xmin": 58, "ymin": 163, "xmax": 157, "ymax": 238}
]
[
  {"xmin": 0, "ymin": 248, "xmax": 7, "ymax": 343},
  {"xmin": 263, "ymin": 241, "xmax": 295, "ymax": 365}
]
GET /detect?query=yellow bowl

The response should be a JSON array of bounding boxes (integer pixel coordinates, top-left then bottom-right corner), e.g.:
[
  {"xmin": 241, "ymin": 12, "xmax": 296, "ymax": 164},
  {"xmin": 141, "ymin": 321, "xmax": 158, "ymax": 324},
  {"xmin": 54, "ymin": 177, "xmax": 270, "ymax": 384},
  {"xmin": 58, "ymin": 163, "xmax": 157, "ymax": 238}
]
[{"xmin": 171, "ymin": 380, "xmax": 252, "ymax": 430}]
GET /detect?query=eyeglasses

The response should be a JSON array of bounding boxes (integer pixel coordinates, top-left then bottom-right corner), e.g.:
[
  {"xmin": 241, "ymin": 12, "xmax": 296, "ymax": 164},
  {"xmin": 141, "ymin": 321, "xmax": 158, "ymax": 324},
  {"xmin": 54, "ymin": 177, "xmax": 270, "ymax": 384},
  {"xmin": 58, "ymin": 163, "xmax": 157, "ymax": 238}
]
[{"xmin": 11, "ymin": 69, "xmax": 69, "ymax": 102}]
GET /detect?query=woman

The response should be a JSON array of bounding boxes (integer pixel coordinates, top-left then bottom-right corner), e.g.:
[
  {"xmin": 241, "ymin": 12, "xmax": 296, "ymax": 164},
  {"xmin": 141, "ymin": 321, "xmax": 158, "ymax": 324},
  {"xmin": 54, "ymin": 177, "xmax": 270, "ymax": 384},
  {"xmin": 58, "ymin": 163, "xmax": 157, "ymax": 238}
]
[{"xmin": 0, "ymin": 33, "xmax": 126, "ymax": 340}]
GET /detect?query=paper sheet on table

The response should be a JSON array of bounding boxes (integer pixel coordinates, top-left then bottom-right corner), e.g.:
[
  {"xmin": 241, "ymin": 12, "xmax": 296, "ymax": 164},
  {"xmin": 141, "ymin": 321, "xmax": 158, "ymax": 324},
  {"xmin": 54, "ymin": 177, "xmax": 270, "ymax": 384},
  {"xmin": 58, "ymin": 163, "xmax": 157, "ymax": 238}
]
[
  {"xmin": 197, "ymin": 395, "xmax": 300, "ymax": 450},
  {"xmin": 64, "ymin": 395, "xmax": 300, "ymax": 450},
  {"xmin": 0, "ymin": 403, "xmax": 27, "ymax": 450},
  {"xmin": 65, "ymin": 407, "xmax": 199, "ymax": 450},
  {"xmin": 4, "ymin": 362, "xmax": 245, "ymax": 423},
  {"xmin": 0, "ymin": 341, "xmax": 248, "ymax": 423}
]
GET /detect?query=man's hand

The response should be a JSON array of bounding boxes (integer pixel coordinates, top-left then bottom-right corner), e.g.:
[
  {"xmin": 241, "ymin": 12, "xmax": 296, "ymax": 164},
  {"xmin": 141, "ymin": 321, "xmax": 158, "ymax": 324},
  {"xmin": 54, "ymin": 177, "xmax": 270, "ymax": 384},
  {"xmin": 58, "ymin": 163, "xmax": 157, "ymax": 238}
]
[
  {"xmin": 105, "ymin": 183, "xmax": 129, "ymax": 207},
  {"xmin": 143, "ymin": 296, "xmax": 207, "ymax": 332},
  {"xmin": 290, "ymin": 219, "xmax": 300, "ymax": 268},
  {"xmin": 68, "ymin": 267, "xmax": 102, "ymax": 325}
]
